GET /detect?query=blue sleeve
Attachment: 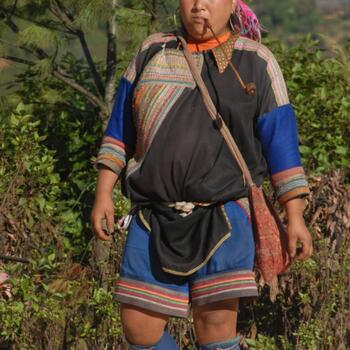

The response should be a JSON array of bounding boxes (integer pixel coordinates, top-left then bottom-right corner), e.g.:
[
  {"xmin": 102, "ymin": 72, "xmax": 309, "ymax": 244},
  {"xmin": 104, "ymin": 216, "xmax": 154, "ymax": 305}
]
[
  {"xmin": 255, "ymin": 45, "xmax": 309, "ymax": 204},
  {"xmin": 95, "ymin": 77, "xmax": 136, "ymax": 175}
]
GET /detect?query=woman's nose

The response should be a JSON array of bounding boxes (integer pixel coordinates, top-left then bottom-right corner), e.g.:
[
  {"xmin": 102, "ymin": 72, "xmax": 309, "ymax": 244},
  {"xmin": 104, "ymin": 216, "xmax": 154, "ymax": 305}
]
[{"xmin": 192, "ymin": 0, "xmax": 207, "ymax": 12}]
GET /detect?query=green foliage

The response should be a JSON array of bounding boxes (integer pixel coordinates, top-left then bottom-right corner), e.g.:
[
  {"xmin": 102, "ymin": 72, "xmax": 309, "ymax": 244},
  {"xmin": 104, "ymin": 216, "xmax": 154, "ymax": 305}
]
[
  {"xmin": 0, "ymin": 102, "xmax": 127, "ymax": 348},
  {"xmin": 268, "ymin": 36, "xmax": 350, "ymax": 176},
  {"xmin": 0, "ymin": 272, "xmax": 122, "ymax": 348},
  {"xmin": 0, "ymin": 103, "xmax": 74, "ymax": 262},
  {"xmin": 17, "ymin": 24, "xmax": 60, "ymax": 50},
  {"xmin": 253, "ymin": 0, "xmax": 321, "ymax": 40},
  {"xmin": 1, "ymin": 1, "xmax": 349, "ymax": 347},
  {"xmin": 239, "ymin": 172, "xmax": 350, "ymax": 350}
]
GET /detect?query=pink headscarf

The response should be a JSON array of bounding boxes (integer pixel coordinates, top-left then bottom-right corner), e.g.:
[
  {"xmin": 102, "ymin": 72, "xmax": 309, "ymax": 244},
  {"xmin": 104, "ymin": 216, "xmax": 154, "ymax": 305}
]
[{"xmin": 235, "ymin": 0, "xmax": 262, "ymax": 42}]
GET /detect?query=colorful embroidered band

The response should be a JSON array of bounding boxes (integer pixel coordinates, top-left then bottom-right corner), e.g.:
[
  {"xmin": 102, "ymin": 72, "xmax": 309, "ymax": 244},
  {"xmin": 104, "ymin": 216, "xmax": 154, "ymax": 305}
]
[
  {"xmin": 114, "ymin": 278, "xmax": 189, "ymax": 317},
  {"xmin": 191, "ymin": 270, "xmax": 258, "ymax": 305}
]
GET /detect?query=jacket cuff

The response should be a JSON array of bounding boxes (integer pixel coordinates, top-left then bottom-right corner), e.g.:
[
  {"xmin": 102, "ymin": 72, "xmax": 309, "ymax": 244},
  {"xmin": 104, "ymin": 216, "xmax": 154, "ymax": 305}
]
[
  {"xmin": 271, "ymin": 167, "xmax": 310, "ymax": 205},
  {"xmin": 94, "ymin": 136, "xmax": 126, "ymax": 175}
]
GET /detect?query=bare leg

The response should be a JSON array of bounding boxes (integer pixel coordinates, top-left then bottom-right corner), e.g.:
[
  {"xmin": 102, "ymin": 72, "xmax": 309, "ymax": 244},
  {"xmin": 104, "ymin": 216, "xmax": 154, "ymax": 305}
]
[
  {"xmin": 120, "ymin": 303, "xmax": 169, "ymax": 346},
  {"xmin": 193, "ymin": 299, "xmax": 239, "ymax": 345}
]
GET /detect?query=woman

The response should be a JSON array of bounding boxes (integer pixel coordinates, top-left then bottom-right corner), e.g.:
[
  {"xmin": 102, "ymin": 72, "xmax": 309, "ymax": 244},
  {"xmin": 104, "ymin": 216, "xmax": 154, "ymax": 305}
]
[{"xmin": 91, "ymin": 1, "xmax": 313, "ymax": 349}]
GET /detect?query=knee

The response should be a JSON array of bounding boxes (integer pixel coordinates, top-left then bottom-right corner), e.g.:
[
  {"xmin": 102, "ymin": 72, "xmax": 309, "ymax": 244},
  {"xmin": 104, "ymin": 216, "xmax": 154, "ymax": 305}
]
[
  {"xmin": 193, "ymin": 299, "xmax": 239, "ymax": 330},
  {"xmin": 121, "ymin": 304, "xmax": 168, "ymax": 346},
  {"xmin": 195, "ymin": 309, "xmax": 231, "ymax": 328}
]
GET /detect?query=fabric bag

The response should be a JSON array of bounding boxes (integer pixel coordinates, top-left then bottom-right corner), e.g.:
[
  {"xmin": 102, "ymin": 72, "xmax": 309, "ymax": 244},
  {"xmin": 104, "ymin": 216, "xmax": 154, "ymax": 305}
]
[{"xmin": 177, "ymin": 35, "xmax": 291, "ymax": 295}]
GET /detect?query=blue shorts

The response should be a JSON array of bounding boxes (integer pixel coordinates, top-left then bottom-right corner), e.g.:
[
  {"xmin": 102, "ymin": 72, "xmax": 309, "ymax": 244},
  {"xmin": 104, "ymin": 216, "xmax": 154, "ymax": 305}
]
[{"xmin": 114, "ymin": 199, "xmax": 258, "ymax": 318}]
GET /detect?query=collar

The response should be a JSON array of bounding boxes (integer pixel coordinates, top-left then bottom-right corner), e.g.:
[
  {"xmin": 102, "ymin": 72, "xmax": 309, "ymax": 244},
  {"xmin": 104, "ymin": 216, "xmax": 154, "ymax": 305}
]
[{"xmin": 186, "ymin": 32, "xmax": 237, "ymax": 74}]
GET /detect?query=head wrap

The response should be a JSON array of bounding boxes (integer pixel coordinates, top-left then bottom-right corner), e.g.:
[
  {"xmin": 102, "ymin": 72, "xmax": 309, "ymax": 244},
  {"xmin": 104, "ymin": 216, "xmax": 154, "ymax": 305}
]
[{"xmin": 234, "ymin": 0, "xmax": 262, "ymax": 42}]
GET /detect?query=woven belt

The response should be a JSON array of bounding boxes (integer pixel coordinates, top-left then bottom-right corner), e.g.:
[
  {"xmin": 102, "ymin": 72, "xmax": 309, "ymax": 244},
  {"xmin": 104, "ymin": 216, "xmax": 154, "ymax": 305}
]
[{"xmin": 164, "ymin": 201, "xmax": 211, "ymax": 217}]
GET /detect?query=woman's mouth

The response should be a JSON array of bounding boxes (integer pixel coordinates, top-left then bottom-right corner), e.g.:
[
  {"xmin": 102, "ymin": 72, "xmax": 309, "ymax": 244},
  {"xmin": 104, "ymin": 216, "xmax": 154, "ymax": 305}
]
[{"xmin": 192, "ymin": 16, "xmax": 208, "ymax": 24}]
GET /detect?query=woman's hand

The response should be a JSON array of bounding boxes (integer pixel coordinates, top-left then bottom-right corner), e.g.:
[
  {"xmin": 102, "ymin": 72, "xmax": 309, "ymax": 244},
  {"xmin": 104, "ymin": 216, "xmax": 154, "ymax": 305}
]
[
  {"xmin": 286, "ymin": 218, "xmax": 313, "ymax": 261},
  {"xmin": 91, "ymin": 193, "xmax": 115, "ymax": 241},
  {"xmin": 90, "ymin": 167, "xmax": 119, "ymax": 241},
  {"xmin": 284, "ymin": 197, "xmax": 313, "ymax": 261}
]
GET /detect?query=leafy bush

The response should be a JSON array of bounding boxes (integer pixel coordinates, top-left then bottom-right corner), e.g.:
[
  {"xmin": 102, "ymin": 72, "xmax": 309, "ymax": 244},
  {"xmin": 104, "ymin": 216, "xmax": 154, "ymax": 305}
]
[
  {"xmin": 269, "ymin": 36, "xmax": 350, "ymax": 177},
  {"xmin": 0, "ymin": 34, "xmax": 349, "ymax": 349},
  {"xmin": 0, "ymin": 104, "xmax": 127, "ymax": 348}
]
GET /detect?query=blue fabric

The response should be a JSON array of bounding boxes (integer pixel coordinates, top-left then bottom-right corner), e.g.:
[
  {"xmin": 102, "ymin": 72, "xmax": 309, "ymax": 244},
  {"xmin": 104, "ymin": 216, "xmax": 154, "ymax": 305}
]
[
  {"xmin": 199, "ymin": 335, "xmax": 241, "ymax": 350},
  {"xmin": 127, "ymin": 331, "xmax": 179, "ymax": 350},
  {"xmin": 256, "ymin": 104, "xmax": 302, "ymax": 174},
  {"xmin": 120, "ymin": 200, "xmax": 255, "ymax": 294},
  {"xmin": 105, "ymin": 77, "xmax": 136, "ymax": 149}
]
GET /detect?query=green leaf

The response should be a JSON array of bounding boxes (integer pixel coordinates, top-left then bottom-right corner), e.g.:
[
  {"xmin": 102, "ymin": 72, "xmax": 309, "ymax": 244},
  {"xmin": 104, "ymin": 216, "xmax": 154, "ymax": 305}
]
[
  {"xmin": 299, "ymin": 145, "xmax": 312, "ymax": 155},
  {"xmin": 17, "ymin": 25, "xmax": 59, "ymax": 50},
  {"xmin": 33, "ymin": 58, "xmax": 53, "ymax": 77}
]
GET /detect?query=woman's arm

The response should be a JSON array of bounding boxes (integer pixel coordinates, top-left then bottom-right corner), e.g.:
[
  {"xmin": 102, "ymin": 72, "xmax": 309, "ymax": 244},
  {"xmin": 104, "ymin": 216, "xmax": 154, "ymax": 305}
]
[
  {"xmin": 284, "ymin": 197, "xmax": 313, "ymax": 261},
  {"xmin": 252, "ymin": 44, "xmax": 313, "ymax": 260},
  {"xmin": 91, "ymin": 70, "xmax": 138, "ymax": 241},
  {"xmin": 91, "ymin": 166, "xmax": 119, "ymax": 241}
]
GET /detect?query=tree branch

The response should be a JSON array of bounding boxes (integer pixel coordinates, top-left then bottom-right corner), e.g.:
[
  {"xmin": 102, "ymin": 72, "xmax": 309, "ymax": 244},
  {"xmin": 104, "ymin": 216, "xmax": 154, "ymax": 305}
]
[
  {"xmin": 76, "ymin": 30, "xmax": 105, "ymax": 98},
  {"xmin": 53, "ymin": 66, "xmax": 109, "ymax": 118},
  {"xmin": 0, "ymin": 38, "xmax": 34, "ymax": 56},
  {"xmin": 104, "ymin": 0, "xmax": 118, "ymax": 113},
  {"xmin": 50, "ymin": 0, "xmax": 105, "ymax": 98},
  {"xmin": 0, "ymin": 11, "xmax": 49, "ymax": 60},
  {"xmin": 12, "ymin": 13, "xmax": 75, "ymax": 36},
  {"xmin": 0, "ymin": 2, "xmax": 109, "ymax": 120},
  {"xmin": 142, "ymin": 0, "xmax": 157, "ymax": 19},
  {"xmin": 50, "ymin": 1, "xmax": 77, "ymax": 34},
  {"xmin": 1, "ymin": 55, "xmax": 34, "ymax": 66},
  {"xmin": 53, "ymin": 0, "xmax": 75, "ymax": 23},
  {"xmin": 0, "ymin": 10, "xmax": 19, "ymax": 33},
  {"xmin": 9, "ymin": 0, "xmax": 18, "ymax": 17}
]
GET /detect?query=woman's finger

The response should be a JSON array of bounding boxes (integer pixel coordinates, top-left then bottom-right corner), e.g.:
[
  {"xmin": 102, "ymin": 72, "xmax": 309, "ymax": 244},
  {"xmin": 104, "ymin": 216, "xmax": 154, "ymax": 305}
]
[
  {"xmin": 296, "ymin": 237, "xmax": 313, "ymax": 261},
  {"xmin": 287, "ymin": 235, "xmax": 297, "ymax": 259},
  {"xmin": 92, "ymin": 214, "xmax": 112, "ymax": 241},
  {"xmin": 105, "ymin": 211, "xmax": 115, "ymax": 235},
  {"xmin": 295, "ymin": 245, "xmax": 309, "ymax": 261}
]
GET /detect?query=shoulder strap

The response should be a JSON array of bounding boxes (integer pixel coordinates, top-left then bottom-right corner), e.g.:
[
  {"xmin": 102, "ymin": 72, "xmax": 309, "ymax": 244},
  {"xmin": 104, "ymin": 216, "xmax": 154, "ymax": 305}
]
[{"xmin": 177, "ymin": 35, "xmax": 254, "ymax": 188}]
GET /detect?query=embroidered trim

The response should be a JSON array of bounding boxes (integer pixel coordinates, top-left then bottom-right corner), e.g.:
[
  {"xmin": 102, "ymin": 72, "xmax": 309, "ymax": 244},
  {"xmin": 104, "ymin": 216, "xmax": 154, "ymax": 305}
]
[
  {"xmin": 271, "ymin": 166, "xmax": 310, "ymax": 203},
  {"xmin": 123, "ymin": 53, "xmax": 138, "ymax": 83},
  {"xmin": 114, "ymin": 277, "xmax": 189, "ymax": 317},
  {"xmin": 138, "ymin": 209, "xmax": 151, "ymax": 232},
  {"xmin": 235, "ymin": 37, "xmax": 289, "ymax": 106},
  {"xmin": 236, "ymin": 197, "xmax": 251, "ymax": 222},
  {"xmin": 123, "ymin": 32, "xmax": 178, "ymax": 83},
  {"xmin": 126, "ymin": 49, "xmax": 203, "ymax": 179},
  {"xmin": 162, "ymin": 205, "xmax": 232, "ymax": 276},
  {"xmin": 278, "ymin": 187, "xmax": 310, "ymax": 205},
  {"xmin": 95, "ymin": 136, "xmax": 126, "ymax": 175},
  {"xmin": 211, "ymin": 33, "xmax": 237, "ymax": 74},
  {"xmin": 191, "ymin": 270, "xmax": 257, "ymax": 303}
]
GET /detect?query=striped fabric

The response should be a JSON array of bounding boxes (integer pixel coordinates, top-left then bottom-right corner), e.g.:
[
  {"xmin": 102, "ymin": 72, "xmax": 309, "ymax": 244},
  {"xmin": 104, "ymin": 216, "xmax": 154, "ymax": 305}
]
[
  {"xmin": 114, "ymin": 277, "xmax": 189, "ymax": 317},
  {"xmin": 235, "ymin": 37, "xmax": 290, "ymax": 107},
  {"xmin": 256, "ymin": 104, "xmax": 310, "ymax": 203},
  {"xmin": 96, "ymin": 136, "xmax": 126, "ymax": 175},
  {"xmin": 140, "ymin": 32, "xmax": 177, "ymax": 53},
  {"xmin": 124, "ymin": 33, "xmax": 177, "ymax": 83},
  {"xmin": 271, "ymin": 166, "xmax": 310, "ymax": 204},
  {"xmin": 123, "ymin": 53, "xmax": 138, "ymax": 83},
  {"xmin": 134, "ymin": 84, "xmax": 185, "ymax": 158},
  {"xmin": 191, "ymin": 270, "xmax": 258, "ymax": 306},
  {"xmin": 126, "ymin": 49, "xmax": 203, "ymax": 178}
]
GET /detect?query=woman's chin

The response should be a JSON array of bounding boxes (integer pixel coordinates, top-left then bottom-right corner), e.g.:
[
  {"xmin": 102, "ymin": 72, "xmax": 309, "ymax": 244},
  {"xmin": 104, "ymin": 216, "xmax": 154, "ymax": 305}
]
[{"xmin": 186, "ymin": 29, "xmax": 212, "ymax": 42}]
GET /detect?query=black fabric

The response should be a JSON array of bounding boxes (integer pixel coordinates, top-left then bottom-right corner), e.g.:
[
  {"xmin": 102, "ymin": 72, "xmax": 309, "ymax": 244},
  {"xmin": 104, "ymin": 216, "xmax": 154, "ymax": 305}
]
[
  {"xmin": 141, "ymin": 203, "xmax": 230, "ymax": 275},
  {"xmin": 126, "ymin": 49, "xmax": 266, "ymax": 204},
  {"xmin": 122, "ymin": 35, "xmax": 272, "ymax": 275}
]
